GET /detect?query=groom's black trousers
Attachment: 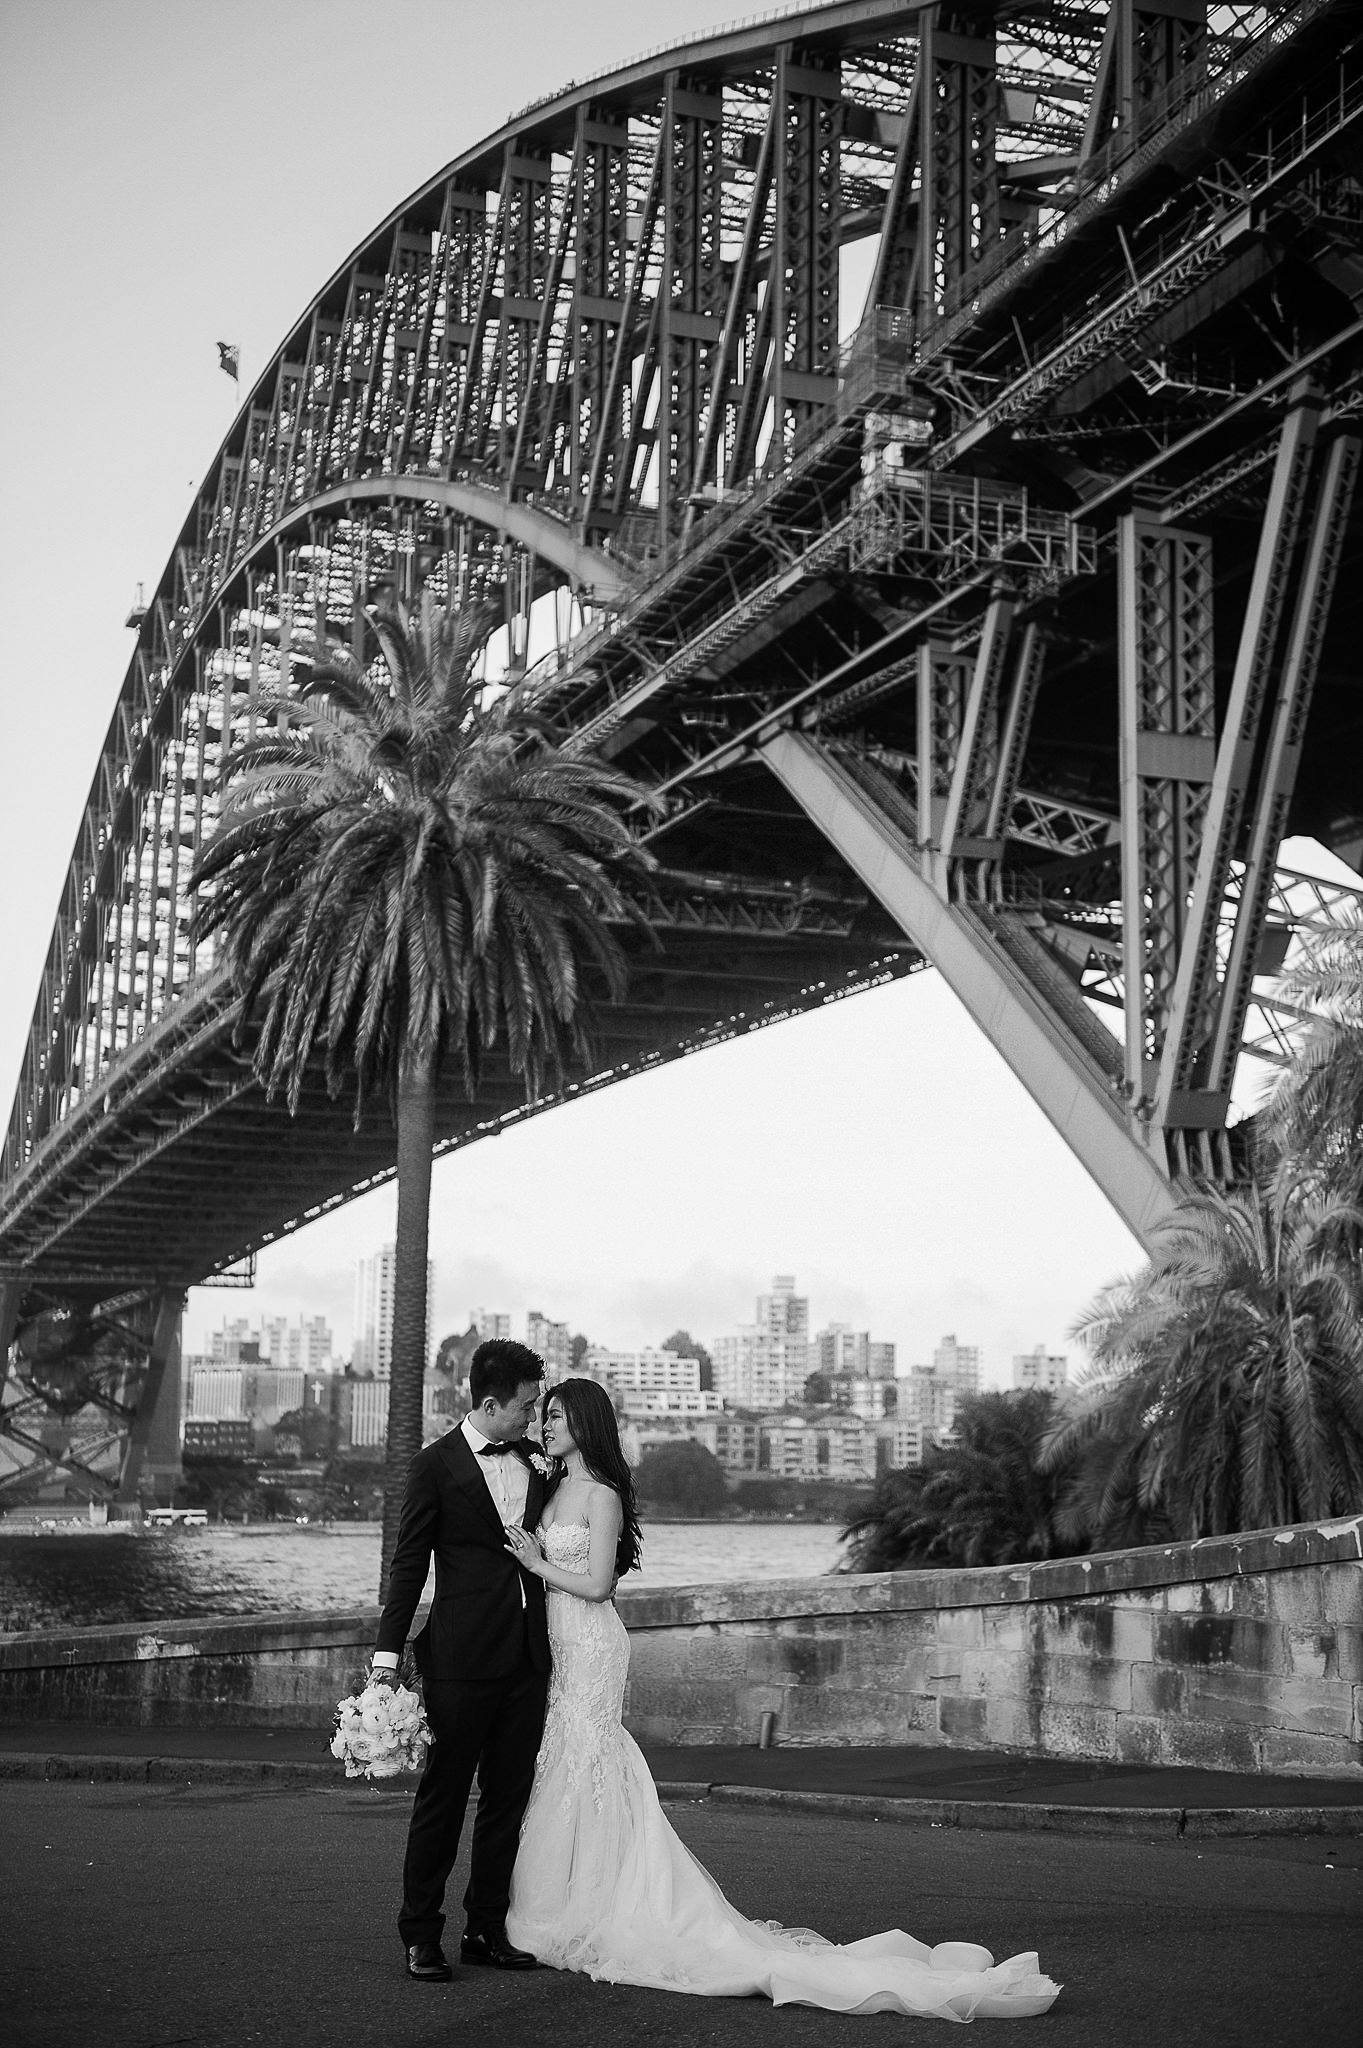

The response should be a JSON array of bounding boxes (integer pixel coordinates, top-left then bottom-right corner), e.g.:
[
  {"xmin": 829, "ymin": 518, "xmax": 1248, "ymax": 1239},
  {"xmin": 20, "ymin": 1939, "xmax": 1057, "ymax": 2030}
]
[{"xmin": 399, "ymin": 1643, "xmax": 549, "ymax": 1949}]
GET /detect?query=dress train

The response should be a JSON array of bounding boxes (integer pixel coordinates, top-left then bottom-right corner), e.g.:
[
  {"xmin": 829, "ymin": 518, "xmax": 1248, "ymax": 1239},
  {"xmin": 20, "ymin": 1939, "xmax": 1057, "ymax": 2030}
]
[{"xmin": 507, "ymin": 1525, "xmax": 1060, "ymax": 2023}]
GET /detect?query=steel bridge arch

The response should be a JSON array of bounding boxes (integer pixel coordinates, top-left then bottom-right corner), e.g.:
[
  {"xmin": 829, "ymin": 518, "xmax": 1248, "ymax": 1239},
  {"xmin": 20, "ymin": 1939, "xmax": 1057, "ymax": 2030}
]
[{"xmin": 5, "ymin": 0, "xmax": 1363, "ymax": 1504}]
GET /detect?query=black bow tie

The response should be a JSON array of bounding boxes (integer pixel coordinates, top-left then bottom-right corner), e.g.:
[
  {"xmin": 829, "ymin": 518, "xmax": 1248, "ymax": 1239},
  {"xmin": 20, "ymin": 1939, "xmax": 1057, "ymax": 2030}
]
[{"xmin": 477, "ymin": 1439, "xmax": 520, "ymax": 1457}]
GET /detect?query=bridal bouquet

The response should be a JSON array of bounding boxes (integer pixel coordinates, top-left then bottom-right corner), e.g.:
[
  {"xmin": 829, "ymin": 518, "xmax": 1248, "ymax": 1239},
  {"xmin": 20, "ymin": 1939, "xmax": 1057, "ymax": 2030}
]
[{"xmin": 331, "ymin": 1678, "xmax": 433, "ymax": 1781}]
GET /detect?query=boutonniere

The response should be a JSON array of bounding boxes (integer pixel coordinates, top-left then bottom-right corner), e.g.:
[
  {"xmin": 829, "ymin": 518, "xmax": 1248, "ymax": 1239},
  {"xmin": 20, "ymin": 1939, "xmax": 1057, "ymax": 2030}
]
[{"xmin": 527, "ymin": 1450, "xmax": 555, "ymax": 1479}]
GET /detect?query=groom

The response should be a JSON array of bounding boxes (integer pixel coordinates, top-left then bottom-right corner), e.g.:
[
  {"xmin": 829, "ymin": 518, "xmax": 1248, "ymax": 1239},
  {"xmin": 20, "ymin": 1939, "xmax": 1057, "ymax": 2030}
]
[{"xmin": 370, "ymin": 1338, "xmax": 552, "ymax": 1983}]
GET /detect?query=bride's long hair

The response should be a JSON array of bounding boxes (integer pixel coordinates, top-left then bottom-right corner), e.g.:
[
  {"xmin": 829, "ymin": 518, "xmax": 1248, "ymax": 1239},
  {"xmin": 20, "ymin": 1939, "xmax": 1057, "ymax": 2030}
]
[{"xmin": 543, "ymin": 1377, "xmax": 643, "ymax": 1575}]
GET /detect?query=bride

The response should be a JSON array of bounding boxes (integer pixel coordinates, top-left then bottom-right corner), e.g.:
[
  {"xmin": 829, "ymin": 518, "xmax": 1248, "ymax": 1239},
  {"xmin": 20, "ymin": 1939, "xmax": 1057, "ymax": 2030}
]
[{"xmin": 503, "ymin": 1379, "xmax": 1060, "ymax": 2023}]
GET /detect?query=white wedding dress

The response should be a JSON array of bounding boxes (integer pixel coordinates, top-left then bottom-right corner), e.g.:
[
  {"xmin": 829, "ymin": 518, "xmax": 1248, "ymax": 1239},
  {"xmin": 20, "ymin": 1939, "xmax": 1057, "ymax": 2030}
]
[{"xmin": 506, "ymin": 1525, "xmax": 1060, "ymax": 2022}]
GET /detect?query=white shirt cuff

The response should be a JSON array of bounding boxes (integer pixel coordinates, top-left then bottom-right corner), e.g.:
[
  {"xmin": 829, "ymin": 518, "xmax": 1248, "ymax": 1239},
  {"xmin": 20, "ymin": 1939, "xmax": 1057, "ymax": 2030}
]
[{"xmin": 371, "ymin": 1651, "xmax": 400, "ymax": 1669}]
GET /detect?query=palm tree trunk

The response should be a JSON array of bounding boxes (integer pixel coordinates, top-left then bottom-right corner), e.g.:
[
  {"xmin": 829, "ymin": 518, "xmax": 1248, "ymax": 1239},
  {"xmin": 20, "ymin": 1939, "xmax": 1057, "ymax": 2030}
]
[{"xmin": 378, "ymin": 1043, "xmax": 437, "ymax": 1602}]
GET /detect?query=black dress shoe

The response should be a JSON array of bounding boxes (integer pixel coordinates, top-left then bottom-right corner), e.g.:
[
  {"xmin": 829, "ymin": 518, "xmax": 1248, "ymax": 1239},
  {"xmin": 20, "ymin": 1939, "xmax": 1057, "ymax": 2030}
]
[
  {"xmin": 406, "ymin": 1942, "xmax": 453, "ymax": 1981},
  {"xmin": 460, "ymin": 1928, "xmax": 537, "ymax": 1970}
]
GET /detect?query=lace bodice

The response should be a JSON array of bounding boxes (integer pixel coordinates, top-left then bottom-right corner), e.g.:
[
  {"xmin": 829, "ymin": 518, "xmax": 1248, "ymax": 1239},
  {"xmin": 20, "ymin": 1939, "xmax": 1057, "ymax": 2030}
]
[
  {"xmin": 542, "ymin": 1519, "xmax": 593, "ymax": 1573},
  {"xmin": 530, "ymin": 1521, "xmax": 631, "ymax": 1826}
]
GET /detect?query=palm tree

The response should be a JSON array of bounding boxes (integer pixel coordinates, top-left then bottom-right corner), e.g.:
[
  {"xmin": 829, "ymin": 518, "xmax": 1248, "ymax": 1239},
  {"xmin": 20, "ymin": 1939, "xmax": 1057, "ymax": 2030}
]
[
  {"xmin": 842, "ymin": 1391, "xmax": 1074, "ymax": 1572},
  {"xmin": 1267, "ymin": 903, "xmax": 1363, "ymax": 1201},
  {"xmin": 1048, "ymin": 1176, "xmax": 1363, "ymax": 1545},
  {"xmin": 192, "ymin": 592, "xmax": 656, "ymax": 1595}
]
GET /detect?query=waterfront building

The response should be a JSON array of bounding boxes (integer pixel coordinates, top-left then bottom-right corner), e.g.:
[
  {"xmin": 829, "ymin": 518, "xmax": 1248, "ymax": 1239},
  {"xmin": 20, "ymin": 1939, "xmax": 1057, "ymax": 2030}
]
[
  {"xmin": 186, "ymin": 1365, "xmax": 306, "ymax": 1425},
  {"xmin": 830, "ymin": 1374, "xmax": 897, "ymax": 1421},
  {"xmin": 818, "ymin": 1324, "xmax": 869, "ymax": 1375},
  {"xmin": 894, "ymin": 1365, "xmax": 958, "ymax": 1439},
  {"xmin": 757, "ymin": 1413, "xmax": 877, "ymax": 1481},
  {"xmin": 759, "ymin": 1274, "xmax": 808, "ymax": 1347},
  {"xmin": 335, "ymin": 1374, "xmax": 452, "ymax": 1450},
  {"xmin": 1013, "ymin": 1345, "xmax": 1069, "ymax": 1393},
  {"xmin": 353, "ymin": 1246, "xmax": 436, "ymax": 1373},
  {"xmin": 690, "ymin": 1416, "xmax": 762, "ymax": 1474},
  {"xmin": 205, "ymin": 1319, "xmax": 260, "ymax": 1364},
  {"xmin": 713, "ymin": 1276, "xmax": 809, "ymax": 1409},
  {"xmin": 876, "ymin": 1418, "xmax": 931, "ymax": 1470},
  {"xmin": 259, "ymin": 1315, "xmax": 335, "ymax": 1375},
  {"xmin": 614, "ymin": 1387, "xmax": 723, "ymax": 1417},
  {"xmin": 183, "ymin": 1417, "xmax": 254, "ymax": 1458},
  {"xmin": 527, "ymin": 1311, "xmax": 572, "ymax": 1373},
  {"xmin": 470, "ymin": 1307, "xmax": 511, "ymax": 1342},
  {"xmin": 933, "ymin": 1332, "xmax": 982, "ymax": 1398},
  {"xmin": 586, "ymin": 1348, "xmax": 701, "ymax": 1394}
]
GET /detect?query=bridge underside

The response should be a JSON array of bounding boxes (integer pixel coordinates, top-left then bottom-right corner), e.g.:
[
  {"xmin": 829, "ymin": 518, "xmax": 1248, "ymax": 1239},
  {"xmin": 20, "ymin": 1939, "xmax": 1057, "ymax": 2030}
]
[{"xmin": 5, "ymin": 0, "xmax": 1363, "ymax": 1496}]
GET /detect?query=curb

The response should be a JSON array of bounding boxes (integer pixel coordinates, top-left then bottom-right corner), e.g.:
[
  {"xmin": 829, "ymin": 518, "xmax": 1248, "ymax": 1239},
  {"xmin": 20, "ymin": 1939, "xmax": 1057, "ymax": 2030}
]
[
  {"xmin": 702, "ymin": 1783, "xmax": 1363, "ymax": 1839},
  {"xmin": 0, "ymin": 1751, "xmax": 349, "ymax": 1788},
  {"xmin": 4, "ymin": 1752, "xmax": 1360, "ymax": 1836}
]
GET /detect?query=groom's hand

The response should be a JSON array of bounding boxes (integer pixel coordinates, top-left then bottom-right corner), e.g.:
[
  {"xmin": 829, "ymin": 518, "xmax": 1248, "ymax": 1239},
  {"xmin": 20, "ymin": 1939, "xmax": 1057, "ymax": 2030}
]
[{"xmin": 368, "ymin": 1666, "xmax": 398, "ymax": 1689}]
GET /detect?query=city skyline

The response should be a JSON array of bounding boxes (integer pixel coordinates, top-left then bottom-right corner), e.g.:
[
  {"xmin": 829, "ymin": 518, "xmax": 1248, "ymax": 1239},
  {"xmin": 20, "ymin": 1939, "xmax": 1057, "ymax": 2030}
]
[{"xmin": 185, "ymin": 1270, "xmax": 1060, "ymax": 1394}]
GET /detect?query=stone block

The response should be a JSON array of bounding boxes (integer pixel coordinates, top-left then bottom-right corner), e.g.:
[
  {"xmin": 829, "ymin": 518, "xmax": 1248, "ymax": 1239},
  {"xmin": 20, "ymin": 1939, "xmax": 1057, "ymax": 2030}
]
[
  {"xmin": 1262, "ymin": 1568, "xmax": 1325, "ymax": 1627},
  {"xmin": 688, "ymin": 1632, "xmax": 748, "ymax": 1680},
  {"xmin": 1170, "ymin": 1578, "xmax": 1240, "ymax": 1614},
  {"xmin": 1254, "ymin": 1728, "xmax": 1363, "ymax": 1779},
  {"xmin": 1223, "ymin": 1576, "xmax": 1271, "ymax": 1619},
  {"xmin": 1286, "ymin": 1629, "xmax": 1334, "ymax": 1681},
  {"xmin": 926, "ymin": 1652, "xmax": 963, "ymax": 1684},
  {"xmin": 1035, "ymin": 1655, "xmax": 1133, "ymax": 1712},
  {"xmin": 958, "ymin": 1650, "xmax": 1010, "ymax": 1696},
  {"xmin": 1114, "ymin": 1714, "xmax": 1164, "ymax": 1767},
  {"xmin": 1037, "ymin": 1702, "xmax": 1118, "ymax": 1762},
  {"xmin": 1161, "ymin": 1718, "xmax": 1258, "ymax": 1773},
  {"xmin": 935, "ymin": 1608, "xmax": 984, "ymax": 1648},
  {"xmin": 1103, "ymin": 1606, "xmax": 1157, "ymax": 1664},
  {"xmin": 781, "ymin": 1685, "xmax": 916, "ymax": 1744},
  {"xmin": 984, "ymin": 1695, "xmax": 1041, "ymax": 1752},
  {"xmin": 981, "ymin": 1609, "xmax": 1031, "ymax": 1656},
  {"xmin": 1131, "ymin": 1663, "xmax": 1187, "ymax": 1716},
  {"xmin": 1184, "ymin": 1668, "xmax": 1354, "ymax": 1737},
  {"xmin": 1154, "ymin": 1612, "xmax": 1282, "ymax": 1674},
  {"xmin": 938, "ymin": 1694, "xmax": 989, "ymax": 1745},
  {"xmin": 1335, "ymin": 1629, "xmax": 1363, "ymax": 1683}
]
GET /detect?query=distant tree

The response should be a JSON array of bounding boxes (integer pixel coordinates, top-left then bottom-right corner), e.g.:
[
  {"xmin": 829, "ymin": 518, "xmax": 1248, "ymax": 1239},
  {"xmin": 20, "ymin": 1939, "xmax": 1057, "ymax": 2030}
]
[
  {"xmin": 803, "ymin": 1371, "xmax": 833, "ymax": 1407},
  {"xmin": 274, "ymin": 1404, "xmax": 337, "ymax": 1460},
  {"xmin": 570, "ymin": 1333, "xmax": 590, "ymax": 1369},
  {"xmin": 662, "ymin": 1328, "xmax": 713, "ymax": 1392},
  {"xmin": 1049, "ymin": 1176, "xmax": 1363, "ymax": 1545},
  {"xmin": 434, "ymin": 1328, "xmax": 479, "ymax": 1379},
  {"xmin": 634, "ymin": 1439, "xmax": 728, "ymax": 1514},
  {"xmin": 843, "ymin": 1391, "xmax": 1076, "ymax": 1573}
]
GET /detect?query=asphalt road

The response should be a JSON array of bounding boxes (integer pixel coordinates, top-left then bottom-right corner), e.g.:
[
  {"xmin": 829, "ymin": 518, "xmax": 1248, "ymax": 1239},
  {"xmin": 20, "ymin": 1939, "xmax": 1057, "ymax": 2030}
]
[{"xmin": 2, "ymin": 1780, "xmax": 1358, "ymax": 2048}]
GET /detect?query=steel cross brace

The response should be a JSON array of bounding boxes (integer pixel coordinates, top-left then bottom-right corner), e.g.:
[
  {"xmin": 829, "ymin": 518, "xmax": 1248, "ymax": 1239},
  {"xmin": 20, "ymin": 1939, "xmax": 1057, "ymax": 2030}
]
[{"xmin": 760, "ymin": 727, "xmax": 1176, "ymax": 1247}]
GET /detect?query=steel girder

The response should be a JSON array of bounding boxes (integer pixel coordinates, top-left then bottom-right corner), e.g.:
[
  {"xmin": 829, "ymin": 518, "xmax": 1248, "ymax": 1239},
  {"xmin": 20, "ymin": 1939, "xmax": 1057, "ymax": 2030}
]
[
  {"xmin": 760, "ymin": 727, "xmax": 1176, "ymax": 1243},
  {"xmin": 5, "ymin": 2, "xmax": 1363, "ymax": 1492}
]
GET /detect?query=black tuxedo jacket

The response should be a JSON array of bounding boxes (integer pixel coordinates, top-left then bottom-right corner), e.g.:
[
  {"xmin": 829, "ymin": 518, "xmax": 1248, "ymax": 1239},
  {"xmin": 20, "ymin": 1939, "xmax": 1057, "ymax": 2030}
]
[{"xmin": 375, "ymin": 1429, "xmax": 551, "ymax": 1681}]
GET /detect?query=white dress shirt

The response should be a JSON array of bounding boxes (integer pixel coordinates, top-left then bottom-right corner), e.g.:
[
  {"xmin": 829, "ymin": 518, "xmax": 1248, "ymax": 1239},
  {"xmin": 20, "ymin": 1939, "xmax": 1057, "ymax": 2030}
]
[
  {"xmin": 461, "ymin": 1413, "xmax": 532, "ymax": 1525},
  {"xmin": 372, "ymin": 1417, "xmax": 531, "ymax": 1670}
]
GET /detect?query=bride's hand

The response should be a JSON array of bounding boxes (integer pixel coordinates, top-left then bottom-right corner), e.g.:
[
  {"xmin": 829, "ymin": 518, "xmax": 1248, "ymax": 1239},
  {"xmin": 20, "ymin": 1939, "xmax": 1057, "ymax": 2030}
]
[{"xmin": 505, "ymin": 1525, "xmax": 545, "ymax": 1574}]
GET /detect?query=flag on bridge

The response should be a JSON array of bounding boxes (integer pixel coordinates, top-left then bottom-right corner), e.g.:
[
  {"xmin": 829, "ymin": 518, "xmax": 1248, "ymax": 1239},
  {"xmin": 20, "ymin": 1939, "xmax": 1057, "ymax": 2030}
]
[{"xmin": 217, "ymin": 342, "xmax": 240, "ymax": 382}]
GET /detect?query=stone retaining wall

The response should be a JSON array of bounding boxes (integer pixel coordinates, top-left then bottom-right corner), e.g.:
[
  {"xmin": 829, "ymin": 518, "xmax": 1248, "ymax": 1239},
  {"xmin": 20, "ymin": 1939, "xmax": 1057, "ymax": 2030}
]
[{"xmin": 1, "ymin": 1516, "xmax": 1359, "ymax": 1777}]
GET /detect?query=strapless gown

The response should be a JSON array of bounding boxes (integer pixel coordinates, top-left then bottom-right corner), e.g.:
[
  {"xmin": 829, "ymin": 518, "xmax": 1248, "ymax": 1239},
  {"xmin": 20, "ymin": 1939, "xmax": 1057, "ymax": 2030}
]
[{"xmin": 506, "ymin": 1524, "xmax": 1060, "ymax": 2022}]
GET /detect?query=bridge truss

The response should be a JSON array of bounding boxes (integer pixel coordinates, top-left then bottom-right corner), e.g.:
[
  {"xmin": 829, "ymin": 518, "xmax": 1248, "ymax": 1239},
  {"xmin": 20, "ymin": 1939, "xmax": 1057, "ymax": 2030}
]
[{"xmin": 3, "ymin": 0, "xmax": 1362, "ymax": 1499}]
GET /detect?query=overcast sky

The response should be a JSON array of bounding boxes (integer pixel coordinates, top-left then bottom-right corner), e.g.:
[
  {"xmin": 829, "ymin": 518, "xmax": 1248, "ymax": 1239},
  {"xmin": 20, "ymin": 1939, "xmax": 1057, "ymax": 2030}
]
[{"xmin": 0, "ymin": 0, "xmax": 1162, "ymax": 1379}]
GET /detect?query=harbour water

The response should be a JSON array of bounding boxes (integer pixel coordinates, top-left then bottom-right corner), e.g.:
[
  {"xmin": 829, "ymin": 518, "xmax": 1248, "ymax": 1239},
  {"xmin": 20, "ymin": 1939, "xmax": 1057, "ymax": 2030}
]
[{"xmin": 0, "ymin": 1519, "xmax": 847, "ymax": 1632}]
